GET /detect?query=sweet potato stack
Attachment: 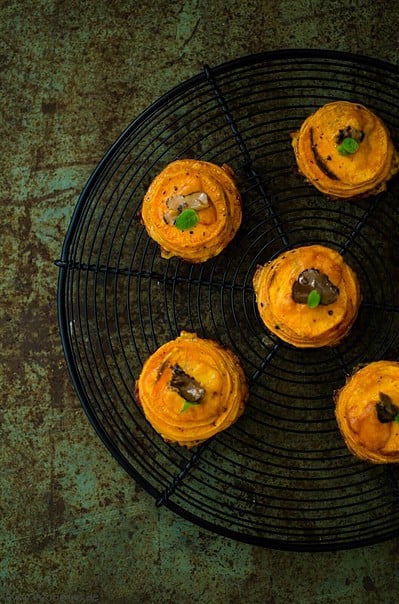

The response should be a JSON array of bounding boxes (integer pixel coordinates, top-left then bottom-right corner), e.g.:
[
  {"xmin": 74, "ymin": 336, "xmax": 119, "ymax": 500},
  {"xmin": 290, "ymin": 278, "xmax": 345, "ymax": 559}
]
[
  {"xmin": 335, "ymin": 361, "xmax": 399, "ymax": 463},
  {"xmin": 135, "ymin": 331, "xmax": 249, "ymax": 448},
  {"xmin": 291, "ymin": 101, "xmax": 399, "ymax": 200},
  {"xmin": 253, "ymin": 244, "xmax": 361, "ymax": 348},
  {"xmin": 141, "ymin": 159, "xmax": 242, "ymax": 263}
]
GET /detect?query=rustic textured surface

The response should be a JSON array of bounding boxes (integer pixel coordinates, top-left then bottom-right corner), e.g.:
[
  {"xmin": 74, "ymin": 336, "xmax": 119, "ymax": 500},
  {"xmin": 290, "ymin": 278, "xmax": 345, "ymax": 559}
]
[{"xmin": 2, "ymin": 1, "xmax": 399, "ymax": 602}]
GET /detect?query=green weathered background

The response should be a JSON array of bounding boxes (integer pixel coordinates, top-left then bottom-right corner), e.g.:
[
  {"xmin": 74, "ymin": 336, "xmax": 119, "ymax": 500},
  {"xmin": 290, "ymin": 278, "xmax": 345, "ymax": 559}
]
[{"xmin": 2, "ymin": 1, "xmax": 399, "ymax": 602}]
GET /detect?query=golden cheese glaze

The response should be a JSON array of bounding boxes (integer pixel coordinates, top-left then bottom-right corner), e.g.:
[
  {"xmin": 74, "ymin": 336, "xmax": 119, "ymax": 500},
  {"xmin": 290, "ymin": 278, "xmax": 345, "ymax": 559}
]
[
  {"xmin": 141, "ymin": 159, "xmax": 242, "ymax": 262},
  {"xmin": 291, "ymin": 101, "xmax": 399, "ymax": 199},
  {"xmin": 135, "ymin": 331, "xmax": 249, "ymax": 448},
  {"xmin": 253, "ymin": 245, "xmax": 361, "ymax": 348},
  {"xmin": 335, "ymin": 361, "xmax": 399, "ymax": 463}
]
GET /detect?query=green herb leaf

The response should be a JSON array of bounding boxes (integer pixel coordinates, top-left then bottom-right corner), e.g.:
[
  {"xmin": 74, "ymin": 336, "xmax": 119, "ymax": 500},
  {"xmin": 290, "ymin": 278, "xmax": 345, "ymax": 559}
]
[
  {"xmin": 395, "ymin": 413, "xmax": 399, "ymax": 423},
  {"xmin": 174, "ymin": 208, "xmax": 199, "ymax": 230},
  {"xmin": 180, "ymin": 400, "xmax": 200, "ymax": 413},
  {"xmin": 307, "ymin": 289, "xmax": 321, "ymax": 308},
  {"xmin": 337, "ymin": 137, "xmax": 359, "ymax": 156}
]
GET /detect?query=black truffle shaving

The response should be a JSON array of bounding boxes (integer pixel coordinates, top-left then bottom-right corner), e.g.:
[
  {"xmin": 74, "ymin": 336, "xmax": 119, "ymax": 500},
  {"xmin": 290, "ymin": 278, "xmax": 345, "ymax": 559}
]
[
  {"xmin": 292, "ymin": 268, "xmax": 340, "ymax": 305},
  {"xmin": 310, "ymin": 128, "xmax": 339, "ymax": 180},
  {"xmin": 169, "ymin": 364, "xmax": 205, "ymax": 403},
  {"xmin": 335, "ymin": 125, "xmax": 365, "ymax": 145},
  {"xmin": 375, "ymin": 392, "xmax": 399, "ymax": 423}
]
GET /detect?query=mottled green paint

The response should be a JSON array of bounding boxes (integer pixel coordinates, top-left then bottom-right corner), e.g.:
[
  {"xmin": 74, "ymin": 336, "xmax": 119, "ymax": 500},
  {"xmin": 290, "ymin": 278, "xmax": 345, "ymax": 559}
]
[{"xmin": 2, "ymin": 0, "xmax": 399, "ymax": 602}]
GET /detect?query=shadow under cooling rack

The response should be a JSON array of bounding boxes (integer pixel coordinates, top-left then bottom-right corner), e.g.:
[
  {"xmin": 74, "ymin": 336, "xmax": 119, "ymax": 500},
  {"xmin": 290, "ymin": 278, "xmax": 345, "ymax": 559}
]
[{"xmin": 56, "ymin": 49, "xmax": 399, "ymax": 551}]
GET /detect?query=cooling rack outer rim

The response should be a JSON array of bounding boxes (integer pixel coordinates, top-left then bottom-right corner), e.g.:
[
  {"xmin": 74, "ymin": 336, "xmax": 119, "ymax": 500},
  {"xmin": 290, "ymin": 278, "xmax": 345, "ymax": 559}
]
[{"xmin": 55, "ymin": 48, "xmax": 399, "ymax": 551}]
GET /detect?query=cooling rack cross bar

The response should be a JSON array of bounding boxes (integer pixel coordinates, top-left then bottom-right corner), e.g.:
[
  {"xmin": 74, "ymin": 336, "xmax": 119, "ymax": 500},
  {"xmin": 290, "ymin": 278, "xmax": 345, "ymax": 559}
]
[
  {"xmin": 338, "ymin": 195, "xmax": 381, "ymax": 256},
  {"xmin": 55, "ymin": 258, "xmax": 256, "ymax": 294},
  {"xmin": 204, "ymin": 63, "xmax": 289, "ymax": 247},
  {"xmin": 155, "ymin": 441, "xmax": 210, "ymax": 507}
]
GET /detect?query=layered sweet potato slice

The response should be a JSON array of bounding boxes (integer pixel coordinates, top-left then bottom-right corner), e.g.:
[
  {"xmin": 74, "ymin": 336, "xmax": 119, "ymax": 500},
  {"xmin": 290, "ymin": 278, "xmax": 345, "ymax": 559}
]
[
  {"xmin": 335, "ymin": 361, "xmax": 399, "ymax": 463},
  {"xmin": 253, "ymin": 245, "xmax": 361, "ymax": 348},
  {"xmin": 291, "ymin": 101, "xmax": 399, "ymax": 199},
  {"xmin": 141, "ymin": 159, "xmax": 242, "ymax": 262},
  {"xmin": 135, "ymin": 331, "xmax": 249, "ymax": 448}
]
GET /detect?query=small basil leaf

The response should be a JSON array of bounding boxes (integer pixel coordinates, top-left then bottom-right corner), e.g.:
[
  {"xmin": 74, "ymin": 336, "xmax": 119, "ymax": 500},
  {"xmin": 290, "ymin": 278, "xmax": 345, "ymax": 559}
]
[
  {"xmin": 337, "ymin": 137, "xmax": 359, "ymax": 156},
  {"xmin": 307, "ymin": 289, "xmax": 321, "ymax": 309},
  {"xmin": 174, "ymin": 208, "xmax": 199, "ymax": 230},
  {"xmin": 180, "ymin": 400, "xmax": 200, "ymax": 413}
]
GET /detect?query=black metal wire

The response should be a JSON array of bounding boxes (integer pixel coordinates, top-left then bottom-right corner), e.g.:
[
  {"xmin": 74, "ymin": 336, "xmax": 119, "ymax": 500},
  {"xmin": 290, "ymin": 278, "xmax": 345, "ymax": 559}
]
[{"xmin": 57, "ymin": 50, "xmax": 399, "ymax": 551}]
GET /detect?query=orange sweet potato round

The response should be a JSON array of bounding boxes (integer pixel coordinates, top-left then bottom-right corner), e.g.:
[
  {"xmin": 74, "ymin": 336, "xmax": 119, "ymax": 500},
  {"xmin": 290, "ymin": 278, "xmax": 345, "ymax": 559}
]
[
  {"xmin": 335, "ymin": 361, "xmax": 399, "ymax": 463},
  {"xmin": 253, "ymin": 245, "xmax": 361, "ymax": 348},
  {"xmin": 291, "ymin": 101, "xmax": 399, "ymax": 199},
  {"xmin": 135, "ymin": 331, "xmax": 249, "ymax": 448},
  {"xmin": 141, "ymin": 159, "xmax": 242, "ymax": 263}
]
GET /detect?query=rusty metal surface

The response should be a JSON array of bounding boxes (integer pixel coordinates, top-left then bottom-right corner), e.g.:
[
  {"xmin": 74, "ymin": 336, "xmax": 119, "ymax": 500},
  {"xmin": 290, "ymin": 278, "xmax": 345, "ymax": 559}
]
[{"xmin": 2, "ymin": 1, "xmax": 399, "ymax": 602}]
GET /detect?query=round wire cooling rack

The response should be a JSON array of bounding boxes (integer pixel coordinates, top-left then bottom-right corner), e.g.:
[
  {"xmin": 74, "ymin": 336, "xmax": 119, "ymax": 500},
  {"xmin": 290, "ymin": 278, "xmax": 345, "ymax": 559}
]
[{"xmin": 56, "ymin": 50, "xmax": 399, "ymax": 551}]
